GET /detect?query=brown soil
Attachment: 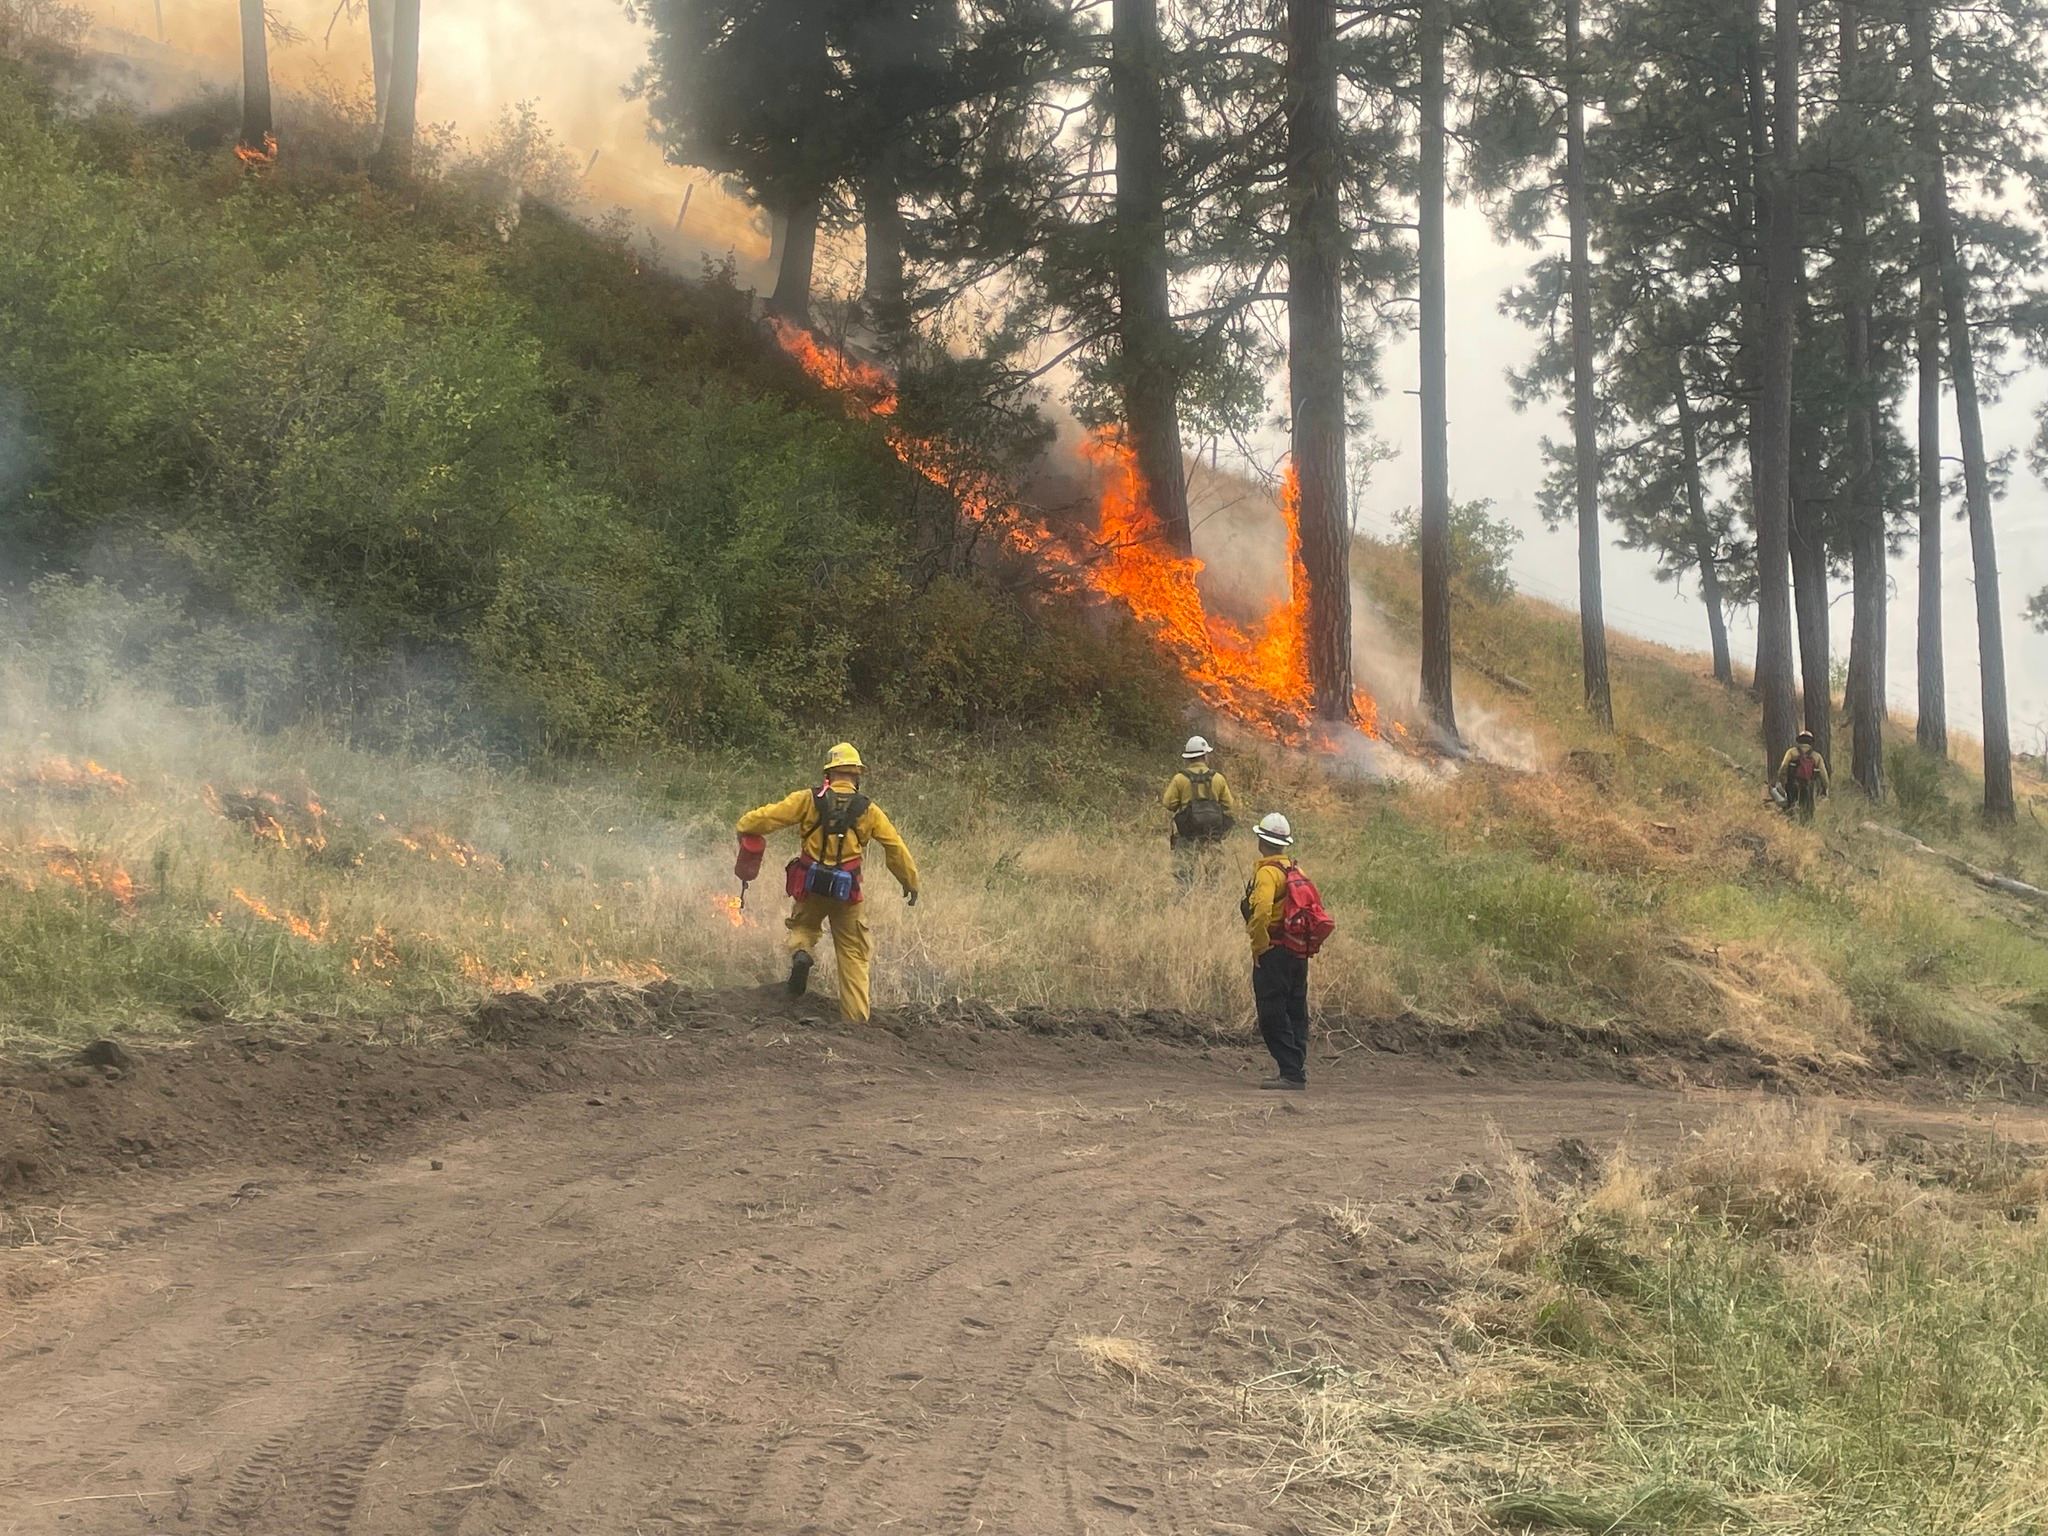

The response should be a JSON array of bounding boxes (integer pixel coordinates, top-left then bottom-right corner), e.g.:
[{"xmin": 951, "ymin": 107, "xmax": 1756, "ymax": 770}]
[{"xmin": 2, "ymin": 988, "xmax": 2040, "ymax": 1534}]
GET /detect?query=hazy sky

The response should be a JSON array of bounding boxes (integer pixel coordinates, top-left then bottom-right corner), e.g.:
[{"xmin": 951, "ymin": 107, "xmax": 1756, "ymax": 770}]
[{"xmin": 85, "ymin": 0, "xmax": 2048, "ymax": 751}]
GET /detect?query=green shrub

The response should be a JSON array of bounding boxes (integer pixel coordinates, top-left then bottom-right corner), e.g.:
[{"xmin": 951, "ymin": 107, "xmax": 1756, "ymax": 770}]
[
  {"xmin": 0, "ymin": 57, "xmax": 1181, "ymax": 756},
  {"xmin": 1392, "ymin": 498, "xmax": 1523, "ymax": 604},
  {"xmin": 1887, "ymin": 743, "xmax": 1959, "ymax": 834}
]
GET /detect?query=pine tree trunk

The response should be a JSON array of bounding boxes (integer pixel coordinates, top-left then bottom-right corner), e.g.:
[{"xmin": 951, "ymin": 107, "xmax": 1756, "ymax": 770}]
[
  {"xmin": 1286, "ymin": 0, "xmax": 1355, "ymax": 721},
  {"xmin": 1752, "ymin": 0, "xmax": 1802, "ymax": 771},
  {"xmin": 1565, "ymin": 0, "xmax": 1613, "ymax": 730},
  {"xmin": 370, "ymin": 0, "xmax": 420, "ymax": 186},
  {"xmin": 1737, "ymin": 32, "xmax": 1770, "ymax": 701},
  {"xmin": 1417, "ymin": 0, "xmax": 1458, "ymax": 744},
  {"xmin": 1909, "ymin": 0, "xmax": 2013, "ymax": 819},
  {"xmin": 1841, "ymin": 2, "xmax": 1885, "ymax": 799},
  {"xmin": 238, "ymin": 0, "xmax": 273, "ymax": 153},
  {"xmin": 1913, "ymin": 180, "xmax": 1948, "ymax": 756},
  {"xmin": 1110, "ymin": 0, "xmax": 1192, "ymax": 554},
  {"xmin": 768, "ymin": 199, "xmax": 821, "ymax": 324},
  {"xmin": 1790, "ymin": 418, "xmax": 1832, "ymax": 764},
  {"xmin": 862, "ymin": 155, "xmax": 909, "ymax": 353},
  {"xmin": 1676, "ymin": 375, "xmax": 1734, "ymax": 685},
  {"xmin": 369, "ymin": 0, "xmax": 395, "ymax": 126}
]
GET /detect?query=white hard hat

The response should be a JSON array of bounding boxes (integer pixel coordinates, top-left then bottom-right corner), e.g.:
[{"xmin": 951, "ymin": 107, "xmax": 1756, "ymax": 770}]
[
  {"xmin": 1182, "ymin": 735, "xmax": 1213, "ymax": 759},
  {"xmin": 1256, "ymin": 812, "xmax": 1294, "ymax": 846}
]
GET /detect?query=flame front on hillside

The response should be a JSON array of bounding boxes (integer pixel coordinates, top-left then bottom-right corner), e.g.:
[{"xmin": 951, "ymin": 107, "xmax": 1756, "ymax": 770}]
[{"xmin": 770, "ymin": 322, "xmax": 1373, "ymax": 741}]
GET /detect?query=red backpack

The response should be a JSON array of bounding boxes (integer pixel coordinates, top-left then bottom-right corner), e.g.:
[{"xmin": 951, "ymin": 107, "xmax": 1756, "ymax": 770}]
[
  {"xmin": 1277, "ymin": 865, "xmax": 1336, "ymax": 957},
  {"xmin": 1794, "ymin": 752, "xmax": 1818, "ymax": 784}
]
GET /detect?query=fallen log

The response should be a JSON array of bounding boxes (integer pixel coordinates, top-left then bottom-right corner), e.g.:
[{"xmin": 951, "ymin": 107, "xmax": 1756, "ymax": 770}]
[{"xmin": 1861, "ymin": 821, "xmax": 2048, "ymax": 911}]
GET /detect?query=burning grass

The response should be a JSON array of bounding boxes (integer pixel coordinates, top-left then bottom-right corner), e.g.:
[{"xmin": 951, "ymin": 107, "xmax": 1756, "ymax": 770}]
[
  {"xmin": 5, "ymin": 840, "xmax": 140, "ymax": 911},
  {"xmin": 3, "ymin": 546, "xmax": 2047, "ymax": 1069},
  {"xmin": 1, "ymin": 757, "xmax": 132, "ymax": 799},
  {"xmin": 1, "ymin": 680, "xmax": 2045, "ymax": 1070},
  {"xmin": 204, "ymin": 784, "xmax": 329, "ymax": 853},
  {"xmin": 1223, "ymin": 1106, "xmax": 2048, "ymax": 1534},
  {"xmin": 227, "ymin": 887, "xmax": 331, "ymax": 944}
]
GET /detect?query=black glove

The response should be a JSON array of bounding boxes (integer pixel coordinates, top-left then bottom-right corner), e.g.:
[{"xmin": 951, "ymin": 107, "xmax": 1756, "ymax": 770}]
[{"xmin": 904, "ymin": 887, "xmax": 919, "ymax": 907}]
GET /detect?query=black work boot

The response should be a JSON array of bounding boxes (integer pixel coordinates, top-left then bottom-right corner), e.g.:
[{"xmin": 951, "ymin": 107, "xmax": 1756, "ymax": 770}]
[
  {"xmin": 1258, "ymin": 1075, "xmax": 1306, "ymax": 1091},
  {"xmin": 787, "ymin": 949, "xmax": 815, "ymax": 997}
]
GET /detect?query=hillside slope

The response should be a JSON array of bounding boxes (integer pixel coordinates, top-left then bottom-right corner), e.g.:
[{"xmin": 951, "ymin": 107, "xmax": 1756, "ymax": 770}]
[{"xmin": 0, "ymin": 46, "xmax": 2045, "ymax": 1073}]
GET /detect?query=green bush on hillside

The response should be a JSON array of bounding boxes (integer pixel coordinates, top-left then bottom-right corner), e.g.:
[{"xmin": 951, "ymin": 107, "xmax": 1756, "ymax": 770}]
[{"xmin": 0, "ymin": 59, "xmax": 1183, "ymax": 755}]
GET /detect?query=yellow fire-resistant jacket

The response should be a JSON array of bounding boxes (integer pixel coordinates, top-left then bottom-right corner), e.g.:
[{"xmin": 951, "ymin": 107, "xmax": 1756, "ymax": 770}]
[
  {"xmin": 737, "ymin": 777, "xmax": 920, "ymax": 893},
  {"xmin": 1242, "ymin": 854, "xmax": 1297, "ymax": 958},
  {"xmin": 1777, "ymin": 747, "xmax": 1830, "ymax": 794},
  {"xmin": 1162, "ymin": 767, "xmax": 1238, "ymax": 816}
]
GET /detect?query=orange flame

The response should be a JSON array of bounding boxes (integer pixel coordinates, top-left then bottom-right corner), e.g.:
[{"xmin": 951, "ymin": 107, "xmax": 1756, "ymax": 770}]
[
  {"xmin": 229, "ymin": 887, "xmax": 330, "ymax": 943},
  {"xmin": 711, "ymin": 892, "xmax": 748, "ymax": 928},
  {"xmin": 770, "ymin": 323, "xmax": 1374, "ymax": 740},
  {"xmin": 771, "ymin": 319, "xmax": 1075, "ymax": 578},
  {"xmin": 390, "ymin": 826, "xmax": 503, "ymax": 872},
  {"xmin": 460, "ymin": 952, "xmax": 540, "ymax": 991},
  {"xmin": 33, "ymin": 842, "xmax": 139, "ymax": 910},
  {"xmin": 350, "ymin": 924, "xmax": 401, "ymax": 977},
  {"xmin": 2, "ymin": 757, "xmax": 132, "ymax": 798},
  {"xmin": 205, "ymin": 785, "xmax": 330, "ymax": 854},
  {"xmin": 234, "ymin": 133, "xmax": 279, "ymax": 168}
]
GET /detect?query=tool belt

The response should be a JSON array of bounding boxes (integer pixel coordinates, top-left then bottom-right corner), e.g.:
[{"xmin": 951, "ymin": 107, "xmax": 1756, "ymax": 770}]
[{"xmin": 787, "ymin": 854, "xmax": 863, "ymax": 904}]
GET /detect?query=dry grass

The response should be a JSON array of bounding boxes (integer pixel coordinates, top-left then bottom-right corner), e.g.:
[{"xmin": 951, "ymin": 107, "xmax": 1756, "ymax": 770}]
[
  {"xmin": 1228, "ymin": 1104, "xmax": 2048, "ymax": 1535},
  {"xmin": 4, "ymin": 550, "xmax": 2047, "ymax": 1072},
  {"xmin": 1073, "ymin": 1333, "xmax": 1159, "ymax": 1388}
]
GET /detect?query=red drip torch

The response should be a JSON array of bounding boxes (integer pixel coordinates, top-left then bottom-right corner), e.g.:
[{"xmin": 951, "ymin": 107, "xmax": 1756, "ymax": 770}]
[{"xmin": 734, "ymin": 833, "xmax": 767, "ymax": 910}]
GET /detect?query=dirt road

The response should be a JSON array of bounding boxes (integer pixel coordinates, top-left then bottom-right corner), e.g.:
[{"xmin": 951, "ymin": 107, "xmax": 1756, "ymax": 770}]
[{"xmin": 0, "ymin": 1009, "xmax": 1871, "ymax": 1534}]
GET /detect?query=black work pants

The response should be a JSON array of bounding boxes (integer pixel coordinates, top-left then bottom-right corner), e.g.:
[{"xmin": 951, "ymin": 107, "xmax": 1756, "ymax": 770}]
[{"xmin": 1252, "ymin": 947, "xmax": 1310, "ymax": 1082}]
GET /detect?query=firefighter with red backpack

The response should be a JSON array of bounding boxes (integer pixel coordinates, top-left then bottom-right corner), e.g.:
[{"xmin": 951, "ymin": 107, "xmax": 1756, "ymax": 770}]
[
  {"xmin": 1240, "ymin": 812, "xmax": 1335, "ymax": 1091},
  {"xmin": 736, "ymin": 742, "xmax": 919, "ymax": 1023},
  {"xmin": 1163, "ymin": 735, "xmax": 1238, "ymax": 887},
  {"xmin": 1776, "ymin": 730, "xmax": 1831, "ymax": 822}
]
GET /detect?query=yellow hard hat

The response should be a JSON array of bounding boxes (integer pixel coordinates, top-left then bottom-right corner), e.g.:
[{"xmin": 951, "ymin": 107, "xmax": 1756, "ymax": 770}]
[{"xmin": 823, "ymin": 741, "xmax": 865, "ymax": 774}]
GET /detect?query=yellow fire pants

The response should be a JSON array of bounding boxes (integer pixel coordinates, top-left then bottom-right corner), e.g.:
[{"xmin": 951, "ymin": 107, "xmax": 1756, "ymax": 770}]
[{"xmin": 785, "ymin": 894, "xmax": 874, "ymax": 1022}]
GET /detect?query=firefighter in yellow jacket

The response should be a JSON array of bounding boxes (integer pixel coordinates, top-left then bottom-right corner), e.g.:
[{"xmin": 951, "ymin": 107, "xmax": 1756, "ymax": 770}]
[
  {"xmin": 1162, "ymin": 735, "xmax": 1238, "ymax": 887},
  {"xmin": 1241, "ymin": 813, "xmax": 1313, "ymax": 1091},
  {"xmin": 737, "ymin": 743, "xmax": 919, "ymax": 1022}
]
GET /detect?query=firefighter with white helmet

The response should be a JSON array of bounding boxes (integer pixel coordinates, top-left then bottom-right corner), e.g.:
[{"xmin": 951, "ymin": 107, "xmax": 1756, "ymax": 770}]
[
  {"xmin": 736, "ymin": 742, "xmax": 919, "ymax": 1022},
  {"xmin": 1239, "ymin": 812, "xmax": 1334, "ymax": 1090},
  {"xmin": 1161, "ymin": 734, "xmax": 1238, "ymax": 886}
]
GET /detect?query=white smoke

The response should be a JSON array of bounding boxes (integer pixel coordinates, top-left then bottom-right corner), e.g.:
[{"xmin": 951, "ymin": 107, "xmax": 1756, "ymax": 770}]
[{"xmin": 76, "ymin": 0, "xmax": 767, "ymax": 275}]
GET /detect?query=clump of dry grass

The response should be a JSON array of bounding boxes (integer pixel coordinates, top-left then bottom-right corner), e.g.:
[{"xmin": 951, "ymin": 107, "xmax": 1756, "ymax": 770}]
[{"xmin": 1073, "ymin": 1333, "xmax": 1159, "ymax": 1391}]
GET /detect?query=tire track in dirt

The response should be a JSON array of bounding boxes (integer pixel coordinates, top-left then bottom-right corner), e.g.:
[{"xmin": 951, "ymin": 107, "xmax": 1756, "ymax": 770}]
[
  {"xmin": 747, "ymin": 1126, "xmax": 1250, "ymax": 1531},
  {"xmin": 3, "ymin": 1035, "xmax": 1769, "ymax": 1536},
  {"xmin": 717, "ymin": 1162, "xmax": 1078, "ymax": 1529},
  {"xmin": 207, "ymin": 1300, "xmax": 479, "ymax": 1534}
]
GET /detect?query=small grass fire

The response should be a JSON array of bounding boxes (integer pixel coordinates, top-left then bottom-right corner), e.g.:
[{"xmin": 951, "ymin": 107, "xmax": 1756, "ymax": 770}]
[
  {"xmin": 770, "ymin": 321, "xmax": 1376, "ymax": 743},
  {"xmin": 1, "ymin": 757, "xmax": 133, "ymax": 799},
  {"xmin": 228, "ymin": 887, "xmax": 331, "ymax": 944},
  {"xmin": 205, "ymin": 785, "xmax": 329, "ymax": 853},
  {"xmin": 6, "ymin": 840, "xmax": 140, "ymax": 911}
]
